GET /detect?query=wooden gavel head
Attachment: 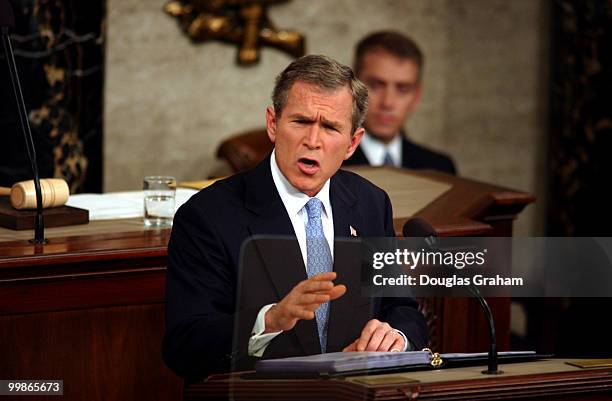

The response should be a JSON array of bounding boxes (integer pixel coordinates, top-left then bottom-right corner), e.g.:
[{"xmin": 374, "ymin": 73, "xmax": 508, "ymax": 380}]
[{"xmin": 9, "ymin": 179, "xmax": 70, "ymax": 210}]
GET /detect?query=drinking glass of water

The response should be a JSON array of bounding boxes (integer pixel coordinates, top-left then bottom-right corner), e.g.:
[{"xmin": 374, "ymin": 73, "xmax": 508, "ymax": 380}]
[{"xmin": 143, "ymin": 176, "xmax": 176, "ymax": 227}]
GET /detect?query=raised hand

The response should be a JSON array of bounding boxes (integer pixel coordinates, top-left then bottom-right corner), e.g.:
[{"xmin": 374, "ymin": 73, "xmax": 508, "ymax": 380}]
[{"xmin": 264, "ymin": 272, "xmax": 346, "ymax": 333}]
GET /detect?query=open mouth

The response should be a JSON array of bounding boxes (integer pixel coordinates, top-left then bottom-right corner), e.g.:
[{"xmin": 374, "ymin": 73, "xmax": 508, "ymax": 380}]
[{"xmin": 298, "ymin": 157, "xmax": 320, "ymax": 174}]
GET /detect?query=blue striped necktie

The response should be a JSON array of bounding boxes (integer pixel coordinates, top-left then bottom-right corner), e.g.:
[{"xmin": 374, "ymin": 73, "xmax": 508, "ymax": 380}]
[{"xmin": 304, "ymin": 197, "xmax": 332, "ymax": 353}]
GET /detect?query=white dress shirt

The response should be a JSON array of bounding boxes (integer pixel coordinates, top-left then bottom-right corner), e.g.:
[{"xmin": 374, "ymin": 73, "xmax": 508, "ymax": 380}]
[{"xmin": 359, "ymin": 131, "xmax": 402, "ymax": 167}]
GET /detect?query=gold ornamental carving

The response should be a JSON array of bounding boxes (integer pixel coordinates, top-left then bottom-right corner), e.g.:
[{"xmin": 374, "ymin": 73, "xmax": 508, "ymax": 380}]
[{"xmin": 164, "ymin": 0, "xmax": 305, "ymax": 65}]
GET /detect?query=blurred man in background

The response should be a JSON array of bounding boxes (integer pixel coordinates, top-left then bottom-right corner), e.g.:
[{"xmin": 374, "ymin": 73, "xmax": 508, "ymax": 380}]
[{"xmin": 344, "ymin": 31, "xmax": 456, "ymax": 174}]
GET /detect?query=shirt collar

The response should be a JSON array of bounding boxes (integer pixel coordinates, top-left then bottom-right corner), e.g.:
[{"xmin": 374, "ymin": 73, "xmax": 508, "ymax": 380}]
[
  {"xmin": 270, "ymin": 149, "xmax": 332, "ymax": 218},
  {"xmin": 360, "ymin": 131, "xmax": 402, "ymax": 166}
]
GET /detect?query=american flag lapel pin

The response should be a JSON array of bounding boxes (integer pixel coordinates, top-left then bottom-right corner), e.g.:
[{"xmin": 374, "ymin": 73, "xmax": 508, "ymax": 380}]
[{"xmin": 350, "ymin": 225, "xmax": 358, "ymax": 237}]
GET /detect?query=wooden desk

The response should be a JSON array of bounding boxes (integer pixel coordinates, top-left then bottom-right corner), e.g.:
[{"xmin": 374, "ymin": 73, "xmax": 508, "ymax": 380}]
[
  {"xmin": 344, "ymin": 167, "xmax": 534, "ymax": 237},
  {"xmin": 186, "ymin": 359, "xmax": 612, "ymax": 401},
  {"xmin": 0, "ymin": 220, "xmax": 181, "ymax": 401},
  {"xmin": 0, "ymin": 169, "xmax": 533, "ymax": 401}
]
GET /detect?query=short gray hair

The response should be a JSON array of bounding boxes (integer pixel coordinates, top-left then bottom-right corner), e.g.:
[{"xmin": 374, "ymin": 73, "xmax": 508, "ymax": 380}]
[{"xmin": 272, "ymin": 55, "xmax": 368, "ymax": 134}]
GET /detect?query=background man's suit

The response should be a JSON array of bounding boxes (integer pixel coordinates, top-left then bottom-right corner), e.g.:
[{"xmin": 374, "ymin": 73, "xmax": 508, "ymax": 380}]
[
  {"xmin": 163, "ymin": 156, "xmax": 428, "ymax": 381},
  {"xmin": 344, "ymin": 134, "xmax": 457, "ymax": 174}
]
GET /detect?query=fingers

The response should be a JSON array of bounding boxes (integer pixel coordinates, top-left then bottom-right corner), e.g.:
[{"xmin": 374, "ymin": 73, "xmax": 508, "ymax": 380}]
[
  {"xmin": 377, "ymin": 329, "xmax": 404, "ymax": 352},
  {"xmin": 344, "ymin": 333, "xmax": 403, "ymax": 352},
  {"xmin": 300, "ymin": 279, "xmax": 334, "ymax": 293},
  {"xmin": 364, "ymin": 324, "xmax": 389, "ymax": 351},
  {"xmin": 288, "ymin": 304, "xmax": 316, "ymax": 320},
  {"xmin": 268, "ymin": 273, "xmax": 346, "ymax": 332},
  {"xmin": 377, "ymin": 329, "xmax": 398, "ymax": 352},
  {"xmin": 310, "ymin": 272, "xmax": 337, "ymax": 281},
  {"xmin": 298, "ymin": 274, "xmax": 346, "ymax": 302},
  {"xmin": 342, "ymin": 339, "xmax": 358, "ymax": 352},
  {"xmin": 356, "ymin": 320, "xmax": 404, "ymax": 352},
  {"xmin": 356, "ymin": 319, "xmax": 384, "ymax": 351},
  {"xmin": 298, "ymin": 293, "xmax": 330, "ymax": 306},
  {"xmin": 389, "ymin": 336, "xmax": 405, "ymax": 352},
  {"xmin": 329, "ymin": 284, "xmax": 347, "ymax": 300}
]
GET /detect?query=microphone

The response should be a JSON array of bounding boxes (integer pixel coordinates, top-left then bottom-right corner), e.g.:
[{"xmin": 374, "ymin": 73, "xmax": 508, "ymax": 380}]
[
  {"xmin": 402, "ymin": 218, "xmax": 501, "ymax": 375},
  {"xmin": 1, "ymin": 0, "xmax": 47, "ymax": 243},
  {"xmin": 402, "ymin": 217, "xmax": 438, "ymax": 249}
]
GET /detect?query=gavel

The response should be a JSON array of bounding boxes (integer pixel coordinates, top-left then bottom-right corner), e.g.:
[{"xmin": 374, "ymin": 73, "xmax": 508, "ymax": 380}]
[{"xmin": 0, "ymin": 179, "xmax": 70, "ymax": 210}]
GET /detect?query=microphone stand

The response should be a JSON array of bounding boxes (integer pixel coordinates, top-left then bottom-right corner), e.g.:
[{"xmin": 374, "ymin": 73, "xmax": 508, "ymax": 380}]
[
  {"xmin": 1, "ymin": 1, "xmax": 47, "ymax": 244},
  {"xmin": 403, "ymin": 218, "xmax": 502, "ymax": 375},
  {"xmin": 468, "ymin": 284, "xmax": 501, "ymax": 374}
]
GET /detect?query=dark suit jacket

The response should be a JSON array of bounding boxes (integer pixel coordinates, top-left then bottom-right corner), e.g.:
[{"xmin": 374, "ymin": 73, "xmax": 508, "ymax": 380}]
[
  {"xmin": 343, "ymin": 134, "xmax": 457, "ymax": 175},
  {"xmin": 162, "ymin": 156, "xmax": 428, "ymax": 381}
]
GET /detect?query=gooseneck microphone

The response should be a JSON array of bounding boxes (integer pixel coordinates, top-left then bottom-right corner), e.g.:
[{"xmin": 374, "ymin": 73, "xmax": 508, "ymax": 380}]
[
  {"xmin": 402, "ymin": 217, "xmax": 501, "ymax": 375},
  {"xmin": 1, "ymin": 0, "xmax": 47, "ymax": 244},
  {"xmin": 402, "ymin": 217, "xmax": 438, "ymax": 248}
]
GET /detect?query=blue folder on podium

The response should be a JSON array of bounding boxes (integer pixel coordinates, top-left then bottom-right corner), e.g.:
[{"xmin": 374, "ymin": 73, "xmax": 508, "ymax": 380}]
[{"xmin": 256, "ymin": 350, "xmax": 537, "ymax": 375}]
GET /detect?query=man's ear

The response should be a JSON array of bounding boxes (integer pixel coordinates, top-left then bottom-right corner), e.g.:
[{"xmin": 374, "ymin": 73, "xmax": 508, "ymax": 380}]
[
  {"xmin": 344, "ymin": 127, "xmax": 365, "ymax": 160},
  {"xmin": 266, "ymin": 106, "xmax": 277, "ymax": 143}
]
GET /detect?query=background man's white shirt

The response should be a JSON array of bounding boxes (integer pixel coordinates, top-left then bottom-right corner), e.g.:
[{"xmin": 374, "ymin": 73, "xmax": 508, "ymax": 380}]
[{"xmin": 359, "ymin": 131, "xmax": 402, "ymax": 167}]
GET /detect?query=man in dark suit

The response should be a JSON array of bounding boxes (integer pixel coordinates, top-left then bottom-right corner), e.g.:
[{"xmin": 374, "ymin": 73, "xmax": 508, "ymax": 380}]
[
  {"xmin": 343, "ymin": 31, "xmax": 456, "ymax": 174},
  {"xmin": 162, "ymin": 55, "xmax": 428, "ymax": 381}
]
